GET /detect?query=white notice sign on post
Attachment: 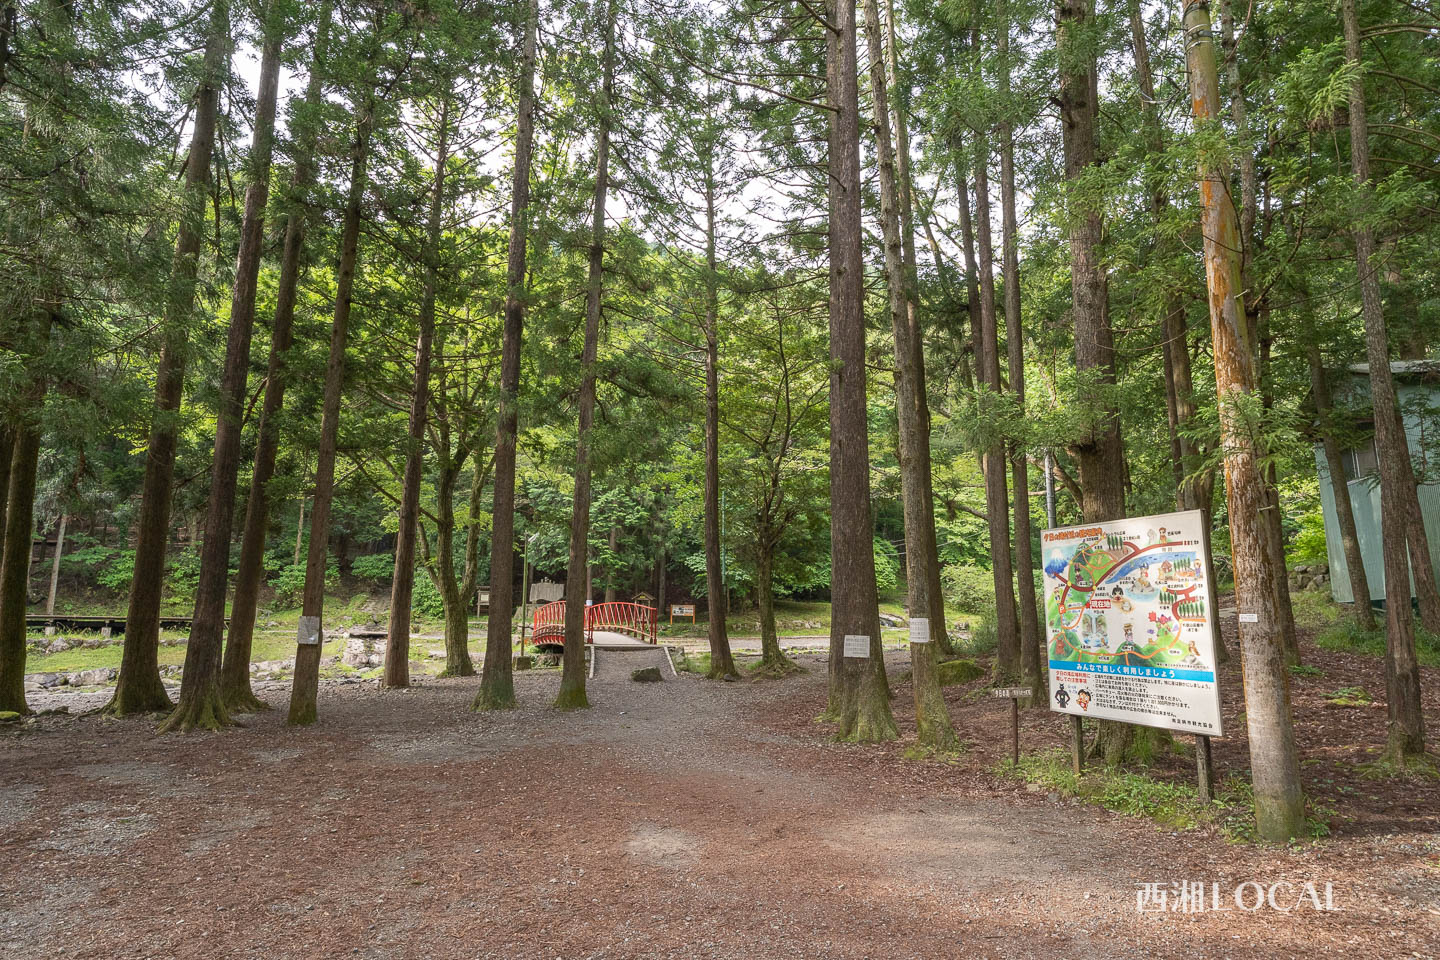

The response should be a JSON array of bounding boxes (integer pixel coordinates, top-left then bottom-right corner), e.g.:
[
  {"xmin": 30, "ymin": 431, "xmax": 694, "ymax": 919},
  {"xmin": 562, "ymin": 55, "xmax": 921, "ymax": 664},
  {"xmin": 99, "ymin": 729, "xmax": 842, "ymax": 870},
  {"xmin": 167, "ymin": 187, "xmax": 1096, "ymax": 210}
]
[
  {"xmin": 296, "ymin": 616, "xmax": 322, "ymax": 647},
  {"xmin": 908, "ymin": 618, "xmax": 931, "ymax": 644},
  {"xmin": 843, "ymin": 634, "xmax": 870, "ymax": 658}
]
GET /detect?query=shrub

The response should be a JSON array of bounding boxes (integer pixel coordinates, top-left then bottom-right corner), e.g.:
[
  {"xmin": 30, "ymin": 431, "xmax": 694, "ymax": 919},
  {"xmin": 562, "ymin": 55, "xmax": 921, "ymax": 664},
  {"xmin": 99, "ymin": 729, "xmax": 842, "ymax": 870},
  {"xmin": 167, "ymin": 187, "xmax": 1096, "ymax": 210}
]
[
  {"xmin": 941, "ymin": 563, "xmax": 995, "ymax": 613},
  {"xmin": 351, "ymin": 552, "xmax": 395, "ymax": 586},
  {"xmin": 873, "ymin": 537, "xmax": 900, "ymax": 592},
  {"xmin": 272, "ymin": 560, "xmax": 338, "ymax": 609},
  {"xmin": 411, "ymin": 568, "xmax": 446, "ymax": 620},
  {"xmin": 165, "ymin": 551, "xmax": 203, "ymax": 602},
  {"xmin": 1286, "ymin": 510, "xmax": 1329, "ymax": 566}
]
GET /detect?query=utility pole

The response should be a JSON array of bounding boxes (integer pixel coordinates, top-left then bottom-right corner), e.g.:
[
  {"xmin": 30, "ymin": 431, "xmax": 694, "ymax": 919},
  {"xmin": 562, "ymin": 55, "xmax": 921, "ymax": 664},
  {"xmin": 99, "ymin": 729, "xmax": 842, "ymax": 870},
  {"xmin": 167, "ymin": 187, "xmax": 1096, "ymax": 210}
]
[{"xmin": 1178, "ymin": 0, "xmax": 1304, "ymax": 841}]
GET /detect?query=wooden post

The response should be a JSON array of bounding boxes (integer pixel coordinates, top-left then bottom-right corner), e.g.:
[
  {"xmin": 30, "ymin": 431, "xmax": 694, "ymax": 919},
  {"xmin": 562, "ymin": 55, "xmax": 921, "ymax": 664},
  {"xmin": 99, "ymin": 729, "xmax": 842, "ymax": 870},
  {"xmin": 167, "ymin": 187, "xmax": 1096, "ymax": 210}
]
[
  {"xmin": 45, "ymin": 514, "xmax": 66, "ymax": 616},
  {"xmin": 1011, "ymin": 696, "xmax": 1020, "ymax": 767},
  {"xmin": 1196, "ymin": 734, "xmax": 1215, "ymax": 801},
  {"xmin": 1070, "ymin": 715, "xmax": 1085, "ymax": 774}
]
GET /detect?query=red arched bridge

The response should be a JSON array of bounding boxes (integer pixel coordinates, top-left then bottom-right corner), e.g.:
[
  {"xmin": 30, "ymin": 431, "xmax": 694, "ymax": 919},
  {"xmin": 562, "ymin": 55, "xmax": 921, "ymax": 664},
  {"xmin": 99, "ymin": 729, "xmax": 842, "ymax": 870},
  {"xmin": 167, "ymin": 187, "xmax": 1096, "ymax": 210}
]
[{"xmin": 527, "ymin": 600, "xmax": 658, "ymax": 651}]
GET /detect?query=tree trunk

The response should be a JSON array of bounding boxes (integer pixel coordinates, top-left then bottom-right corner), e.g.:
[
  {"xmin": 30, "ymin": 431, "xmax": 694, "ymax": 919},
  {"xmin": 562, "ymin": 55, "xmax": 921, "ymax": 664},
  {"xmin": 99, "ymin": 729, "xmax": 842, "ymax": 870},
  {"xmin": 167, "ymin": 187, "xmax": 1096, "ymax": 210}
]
[
  {"xmin": 1058, "ymin": 0, "xmax": 1157, "ymax": 763},
  {"xmin": 825, "ymin": 0, "xmax": 895, "ymax": 742},
  {"xmin": 221, "ymin": 2, "xmax": 333, "ymax": 712},
  {"xmin": 110, "ymin": 2, "xmax": 228, "ymax": 718},
  {"xmin": 605, "ymin": 524, "xmax": 618, "ymax": 605},
  {"xmin": 294, "ymin": 499, "xmax": 304, "ymax": 565},
  {"xmin": 998, "ymin": 0, "xmax": 1041, "ymax": 696},
  {"xmin": 1339, "ymin": 0, "xmax": 1425, "ymax": 759},
  {"xmin": 702, "ymin": 170, "xmax": 738, "ymax": 680},
  {"xmin": 45, "ymin": 513, "xmax": 65, "ymax": 616},
  {"xmin": 1308, "ymin": 345, "xmax": 1374, "ymax": 628},
  {"xmin": 0, "ymin": 369, "xmax": 45, "ymax": 715},
  {"xmin": 755, "ymin": 539, "xmax": 788, "ymax": 669},
  {"xmin": 384, "ymin": 95, "xmax": 451, "ymax": 690},
  {"xmin": 1180, "ymin": 0, "xmax": 1306, "ymax": 837},
  {"xmin": 287, "ymin": 92, "xmax": 376, "ymax": 726},
  {"xmin": 971, "ymin": 138, "xmax": 1022, "ymax": 682},
  {"xmin": 558, "ymin": 0, "xmax": 617, "ymax": 711},
  {"xmin": 883, "ymin": 0, "xmax": 951, "ymax": 658},
  {"xmin": 475, "ymin": 0, "xmax": 536, "ymax": 706},
  {"xmin": 863, "ymin": 0, "xmax": 954, "ymax": 746},
  {"xmin": 173, "ymin": 2, "xmax": 285, "ymax": 729}
]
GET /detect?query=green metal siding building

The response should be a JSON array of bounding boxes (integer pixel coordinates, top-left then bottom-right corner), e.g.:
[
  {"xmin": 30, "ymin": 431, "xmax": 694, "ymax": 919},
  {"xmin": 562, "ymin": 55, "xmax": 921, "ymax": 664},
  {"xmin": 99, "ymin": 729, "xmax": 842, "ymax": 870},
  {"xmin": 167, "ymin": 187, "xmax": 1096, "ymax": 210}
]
[{"xmin": 1313, "ymin": 361, "xmax": 1440, "ymax": 605}]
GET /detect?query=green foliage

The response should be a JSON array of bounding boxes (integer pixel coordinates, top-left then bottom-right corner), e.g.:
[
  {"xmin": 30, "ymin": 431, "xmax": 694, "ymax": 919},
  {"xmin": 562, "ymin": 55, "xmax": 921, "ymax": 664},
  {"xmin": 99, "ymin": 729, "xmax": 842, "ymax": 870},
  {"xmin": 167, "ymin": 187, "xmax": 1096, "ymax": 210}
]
[
  {"xmin": 1326, "ymin": 686, "xmax": 1374, "ymax": 707},
  {"xmin": 873, "ymin": 537, "xmax": 900, "ymax": 593},
  {"xmin": 351, "ymin": 553, "xmax": 395, "ymax": 586},
  {"xmin": 1317, "ymin": 618, "xmax": 1440, "ymax": 667},
  {"xmin": 411, "ymin": 570, "xmax": 446, "ymax": 621},
  {"xmin": 272, "ymin": 561, "xmax": 339, "ymax": 610},
  {"xmin": 941, "ymin": 563, "xmax": 996, "ymax": 614}
]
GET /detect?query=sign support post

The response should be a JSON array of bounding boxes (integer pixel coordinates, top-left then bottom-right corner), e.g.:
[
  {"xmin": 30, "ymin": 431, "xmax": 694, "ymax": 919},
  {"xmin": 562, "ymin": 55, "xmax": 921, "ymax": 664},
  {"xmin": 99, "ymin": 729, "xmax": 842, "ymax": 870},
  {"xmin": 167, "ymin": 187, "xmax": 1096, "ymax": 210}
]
[
  {"xmin": 991, "ymin": 686, "xmax": 1033, "ymax": 766},
  {"xmin": 1070, "ymin": 715, "xmax": 1085, "ymax": 774},
  {"xmin": 1195, "ymin": 734, "xmax": 1214, "ymax": 801}
]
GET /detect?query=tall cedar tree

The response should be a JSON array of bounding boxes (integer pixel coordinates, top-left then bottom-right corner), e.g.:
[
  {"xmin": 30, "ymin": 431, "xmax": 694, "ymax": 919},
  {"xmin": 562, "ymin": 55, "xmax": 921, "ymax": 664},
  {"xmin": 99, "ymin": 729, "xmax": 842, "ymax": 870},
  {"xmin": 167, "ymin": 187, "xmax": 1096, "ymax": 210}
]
[
  {"xmin": 384, "ymin": 94, "xmax": 453, "ymax": 688},
  {"xmin": 862, "ymin": 0, "xmax": 955, "ymax": 748},
  {"xmin": 1339, "ymin": 0, "xmax": 1425, "ymax": 757},
  {"xmin": 221, "ymin": 1, "xmax": 335, "ymax": 711},
  {"xmin": 557, "ymin": 0, "xmax": 617, "ymax": 711},
  {"xmin": 169, "ymin": 0, "xmax": 288, "ymax": 731},
  {"xmin": 475, "ymin": 0, "xmax": 539, "ymax": 711},
  {"xmin": 1179, "ymin": 0, "xmax": 1305, "ymax": 839},
  {"xmin": 108, "ymin": 0, "xmax": 230, "ymax": 717},
  {"xmin": 288, "ymin": 88, "xmax": 378, "ymax": 725},
  {"xmin": 824, "ymin": 0, "xmax": 896, "ymax": 742}
]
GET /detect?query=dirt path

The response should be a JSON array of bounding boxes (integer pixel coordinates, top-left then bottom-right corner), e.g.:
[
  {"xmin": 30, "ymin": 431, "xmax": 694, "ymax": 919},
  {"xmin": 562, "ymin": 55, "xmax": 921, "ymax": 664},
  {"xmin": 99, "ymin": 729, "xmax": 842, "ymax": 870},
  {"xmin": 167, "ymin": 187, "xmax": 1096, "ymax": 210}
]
[{"xmin": 2, "ymin": 654, "xmax": 1436, "ymax": 959}]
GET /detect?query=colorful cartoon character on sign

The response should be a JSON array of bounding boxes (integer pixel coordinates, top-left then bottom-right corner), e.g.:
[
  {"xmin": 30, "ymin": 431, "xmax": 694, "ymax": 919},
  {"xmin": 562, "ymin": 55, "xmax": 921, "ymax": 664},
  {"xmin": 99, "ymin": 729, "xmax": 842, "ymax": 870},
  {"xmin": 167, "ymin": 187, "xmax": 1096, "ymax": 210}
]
[
  {"xmin": 1054, "ymin": 682, "xmax": 1071, "ymax": 709},
  {"xmin": 1076, "ymin": 689, "xmax": 1092, "ymax": 711}
]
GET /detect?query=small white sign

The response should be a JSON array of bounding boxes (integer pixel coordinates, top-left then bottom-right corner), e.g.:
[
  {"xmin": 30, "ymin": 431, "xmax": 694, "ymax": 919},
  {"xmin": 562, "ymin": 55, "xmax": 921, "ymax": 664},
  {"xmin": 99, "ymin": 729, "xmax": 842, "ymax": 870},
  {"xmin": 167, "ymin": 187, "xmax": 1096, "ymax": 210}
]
[
  {"xmin": 296, "ymin": 615, "xmax": 322, "ymax": 646},
  {"xmin": 908, "ymin": 618, "xmax": 931, "ymax": 644},
  {"xmin": 1239, "ymin": 613, "xmax": 1259, "ymax": 624},
  {"xmin": 671, "ymin": 604, "xmax": 695, "ymax": 616},
  {"xmin": 843, "ymin": 634, "xmax": 871, "ymax": 658}
]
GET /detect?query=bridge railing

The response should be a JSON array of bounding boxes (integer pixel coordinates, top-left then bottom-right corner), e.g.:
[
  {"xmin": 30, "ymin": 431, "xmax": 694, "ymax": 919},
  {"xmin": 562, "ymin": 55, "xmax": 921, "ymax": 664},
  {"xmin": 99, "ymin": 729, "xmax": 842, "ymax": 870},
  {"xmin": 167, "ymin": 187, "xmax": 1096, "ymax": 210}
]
[
  {"xmin": 586, "ymin": 601, "xmax": 658, "ymax": 644},
  {"xmin": 527, "ymin": 600, "xmax": 657, "ymax": 650}
]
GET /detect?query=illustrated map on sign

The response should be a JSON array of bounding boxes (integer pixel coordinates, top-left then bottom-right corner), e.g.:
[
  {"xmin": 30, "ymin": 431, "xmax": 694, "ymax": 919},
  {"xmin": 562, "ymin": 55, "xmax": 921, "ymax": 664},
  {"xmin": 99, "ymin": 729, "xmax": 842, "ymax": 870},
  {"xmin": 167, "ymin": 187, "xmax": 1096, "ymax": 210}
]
[{"xmin": 1044, "ymin": 517, "xmax": 1213, "ymax": 677}]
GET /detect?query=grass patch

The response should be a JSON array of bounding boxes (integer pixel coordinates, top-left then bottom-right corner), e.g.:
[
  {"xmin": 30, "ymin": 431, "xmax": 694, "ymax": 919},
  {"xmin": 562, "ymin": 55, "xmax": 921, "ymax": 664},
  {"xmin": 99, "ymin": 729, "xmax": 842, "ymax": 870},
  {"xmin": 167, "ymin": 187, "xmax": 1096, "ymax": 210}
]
[
  {"xmin": 1357, "ymin": 754, "xmax": 1440, "ymax": 780},
  {"xmin": 1316, "ymin": 617, "xmax": 1440, "ymax": 667},
  {"xmin": 675, "ymin": 650, "xmax": 711, "ymax": 676},
  {"xmin": 1290, "ymin": 663, "xmax": 1323, "ymax": 678},
  {"xmin": 1001, "ymin": 748, "xmax": 1332, "ymax": 843},
  {"xmin": 1326, "ymin": 686, "xmax": 1374, "ymax": 707}
]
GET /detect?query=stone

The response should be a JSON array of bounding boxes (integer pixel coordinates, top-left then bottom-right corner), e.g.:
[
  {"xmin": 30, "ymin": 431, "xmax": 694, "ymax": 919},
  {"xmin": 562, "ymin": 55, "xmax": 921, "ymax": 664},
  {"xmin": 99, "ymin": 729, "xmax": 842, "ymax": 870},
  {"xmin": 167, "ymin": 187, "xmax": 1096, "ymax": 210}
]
[
  {"xmin": 631, "ymin": 667, "xmax": 663, "ymax": 683},
  {"xmin": 513, "ymin": 656, "xmax": 534, "ymax": 671},
  {"xmin": 878, "ymin": 612, "xmax": 907, "ymax": 628},
  {"xmin": 0, "ymin": 711, "xmax": 20, "ymax": 722},
  {"xmin": 69, "ymin": 668, "xmax": 116, "ymax": 687},
  {"xmin": 44, "ymin": 639, "xmax": 69, "ymax": 654},
  {"xmin": 936, "ymin": 658, "xmax": 984, "ymax": 686}
]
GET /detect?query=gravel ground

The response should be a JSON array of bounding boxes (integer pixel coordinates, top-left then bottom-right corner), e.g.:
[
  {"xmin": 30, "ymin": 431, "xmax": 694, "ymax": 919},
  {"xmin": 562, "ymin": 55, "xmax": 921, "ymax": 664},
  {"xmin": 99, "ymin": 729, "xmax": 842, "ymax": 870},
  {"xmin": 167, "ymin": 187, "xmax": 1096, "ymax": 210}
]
[{"xmin": 1, "ymin": 646, "xmax": 1437, "ymax": 959}]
